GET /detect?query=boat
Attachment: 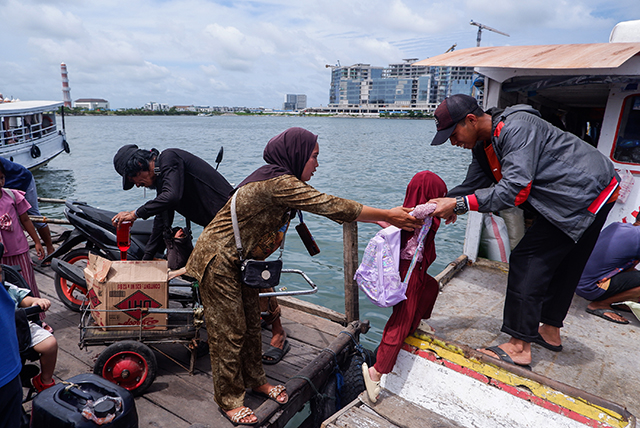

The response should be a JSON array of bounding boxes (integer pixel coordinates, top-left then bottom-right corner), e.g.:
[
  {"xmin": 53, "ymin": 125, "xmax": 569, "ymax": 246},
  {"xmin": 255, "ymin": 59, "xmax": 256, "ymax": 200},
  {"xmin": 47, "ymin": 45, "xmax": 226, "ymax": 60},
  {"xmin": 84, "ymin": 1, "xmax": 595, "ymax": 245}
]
[
  {"xmin": 323, "ymin": 20, "xmax": 640, "ymax": 428},
  {"xmin": 0, "ymin": 100, "xmax": 69, "ymax": 169}
]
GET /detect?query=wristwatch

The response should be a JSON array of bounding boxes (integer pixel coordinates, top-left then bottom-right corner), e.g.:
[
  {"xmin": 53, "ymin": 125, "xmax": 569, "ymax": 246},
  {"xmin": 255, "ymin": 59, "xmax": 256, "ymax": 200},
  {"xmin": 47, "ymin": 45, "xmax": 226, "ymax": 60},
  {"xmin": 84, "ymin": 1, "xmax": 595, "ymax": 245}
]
[{"xmin": 453, "ymin": 196, "xmax": 468, "ymax": 215}]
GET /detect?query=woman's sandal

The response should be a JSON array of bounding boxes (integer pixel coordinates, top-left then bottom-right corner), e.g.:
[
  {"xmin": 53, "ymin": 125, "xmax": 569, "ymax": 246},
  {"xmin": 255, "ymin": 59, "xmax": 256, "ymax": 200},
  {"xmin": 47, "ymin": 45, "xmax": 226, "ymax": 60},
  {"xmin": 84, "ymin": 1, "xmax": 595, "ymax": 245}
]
[
  {"xmin": 254, "ymin": 384, "xmax": 288, "ymax": 404},
  {"xmin": 219, "ymin": 406, "xmax": 257, "ymax": 426},
  {"xmin": 362, "ymin": 362, "xmax": 381, "ymax": 403}
]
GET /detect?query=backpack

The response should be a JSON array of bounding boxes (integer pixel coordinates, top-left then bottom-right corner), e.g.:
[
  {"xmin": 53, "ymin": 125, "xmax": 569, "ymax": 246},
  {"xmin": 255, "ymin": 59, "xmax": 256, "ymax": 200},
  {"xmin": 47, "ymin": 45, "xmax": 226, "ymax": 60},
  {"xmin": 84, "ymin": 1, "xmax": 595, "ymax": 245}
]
[
  {"xmin": 355, "ymin": 218, "xmax": 433, "ymax": 308},
  {"xmin": 354, "ymin": 226, "xmax": 405, "ymax": 308}
]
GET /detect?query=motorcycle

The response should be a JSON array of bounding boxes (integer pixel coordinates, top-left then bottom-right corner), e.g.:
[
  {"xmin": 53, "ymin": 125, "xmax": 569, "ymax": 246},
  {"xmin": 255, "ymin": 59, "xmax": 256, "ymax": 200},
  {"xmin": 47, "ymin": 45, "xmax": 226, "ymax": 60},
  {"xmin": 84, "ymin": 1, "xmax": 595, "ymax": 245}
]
[
  {"xmin": 43, "ymin": 147, "xmax": 226, "ymax": 311},
  {"xmin": 42, "ymin": 200, "xmax": 157, "ymax": 311}
]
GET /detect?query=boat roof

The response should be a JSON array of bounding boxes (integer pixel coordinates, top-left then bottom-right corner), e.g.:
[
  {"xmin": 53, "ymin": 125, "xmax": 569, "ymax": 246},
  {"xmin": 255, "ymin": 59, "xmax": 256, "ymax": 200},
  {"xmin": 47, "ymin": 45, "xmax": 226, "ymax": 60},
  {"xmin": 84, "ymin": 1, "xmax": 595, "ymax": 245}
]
[
  {"xmin": 413, "ymin": 42, "xmax": 640, "ymax": 70},
  {"xmin": 0, "ymin": 100, "xmax": 63, "ymax": 116}
]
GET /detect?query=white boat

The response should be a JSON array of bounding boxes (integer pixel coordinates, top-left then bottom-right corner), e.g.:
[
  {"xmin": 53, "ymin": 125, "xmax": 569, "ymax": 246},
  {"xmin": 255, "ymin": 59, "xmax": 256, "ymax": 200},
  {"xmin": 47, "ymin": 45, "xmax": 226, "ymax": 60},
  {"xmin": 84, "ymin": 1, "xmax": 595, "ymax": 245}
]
[
  {"xmin": 323, "ymin": 20, "xmax": 640, "ymax": 428},
  {"xmin": 0, "ymin": 100, "xmax": 69, "ymax": 170}
]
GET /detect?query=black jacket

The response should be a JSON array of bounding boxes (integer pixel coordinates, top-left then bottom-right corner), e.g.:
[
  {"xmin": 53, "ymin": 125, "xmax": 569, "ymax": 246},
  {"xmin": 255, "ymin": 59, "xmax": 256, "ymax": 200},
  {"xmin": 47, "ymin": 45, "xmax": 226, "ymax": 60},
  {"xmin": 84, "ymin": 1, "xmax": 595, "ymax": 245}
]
[{"xmin": 135, "ymin": 149, "xmax": 233, "ymax": 259}]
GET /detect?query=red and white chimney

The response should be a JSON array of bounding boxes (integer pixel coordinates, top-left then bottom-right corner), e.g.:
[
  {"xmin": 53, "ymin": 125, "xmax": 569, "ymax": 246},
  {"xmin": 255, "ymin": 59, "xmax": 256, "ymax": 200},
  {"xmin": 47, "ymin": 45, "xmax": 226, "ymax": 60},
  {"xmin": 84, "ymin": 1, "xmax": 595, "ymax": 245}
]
[{"xmin": 61, "ymin": 63, "xmax": 71, "ymax": 108}]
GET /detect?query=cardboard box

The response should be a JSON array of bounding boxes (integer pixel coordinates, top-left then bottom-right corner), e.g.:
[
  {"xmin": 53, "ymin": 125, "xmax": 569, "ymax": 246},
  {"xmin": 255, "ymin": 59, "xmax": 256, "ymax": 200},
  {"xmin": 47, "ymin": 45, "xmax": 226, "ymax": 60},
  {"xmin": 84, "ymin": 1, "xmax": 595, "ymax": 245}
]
[{"xmin": 84, "ymin": 253, "xmax": 168, "ymax": 331}]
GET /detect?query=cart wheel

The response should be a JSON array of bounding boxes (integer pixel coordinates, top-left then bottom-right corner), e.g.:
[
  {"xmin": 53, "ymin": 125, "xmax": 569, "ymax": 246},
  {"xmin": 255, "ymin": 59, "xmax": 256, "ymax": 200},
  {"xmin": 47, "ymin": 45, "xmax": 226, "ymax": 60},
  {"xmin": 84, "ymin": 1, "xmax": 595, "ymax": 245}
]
[
  {"xmin": 54, "ymin": 248, "xmax": 90, "ymax": 312},
  {"xmin": 94, "ymin": 340, "xmax": 157, "ymax": 396}
]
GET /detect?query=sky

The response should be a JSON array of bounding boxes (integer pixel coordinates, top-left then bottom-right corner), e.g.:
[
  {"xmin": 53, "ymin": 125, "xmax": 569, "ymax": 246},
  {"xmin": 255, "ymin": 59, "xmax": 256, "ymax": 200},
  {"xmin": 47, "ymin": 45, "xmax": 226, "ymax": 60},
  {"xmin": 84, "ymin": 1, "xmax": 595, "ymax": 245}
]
[{"xmin": 1, "ymin": 0, "xmax": 639, "ymax": 110}]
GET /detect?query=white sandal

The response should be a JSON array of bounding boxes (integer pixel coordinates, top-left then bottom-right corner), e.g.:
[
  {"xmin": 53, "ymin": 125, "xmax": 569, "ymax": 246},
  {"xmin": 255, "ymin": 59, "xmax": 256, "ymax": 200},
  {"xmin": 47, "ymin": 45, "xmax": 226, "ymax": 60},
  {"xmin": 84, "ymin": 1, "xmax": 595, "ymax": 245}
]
[{"xmin": 362, "ymin": 362, "xmax": 381, "ymax": 403}]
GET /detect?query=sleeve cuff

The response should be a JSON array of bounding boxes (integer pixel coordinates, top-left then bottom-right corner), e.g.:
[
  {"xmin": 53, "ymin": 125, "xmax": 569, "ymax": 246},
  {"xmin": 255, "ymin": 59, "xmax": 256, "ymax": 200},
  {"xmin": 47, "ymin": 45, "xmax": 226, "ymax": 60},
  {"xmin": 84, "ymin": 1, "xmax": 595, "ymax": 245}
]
[{"xmin": 465, "ymin": 195, "xmax": 479, "ymax": 211}]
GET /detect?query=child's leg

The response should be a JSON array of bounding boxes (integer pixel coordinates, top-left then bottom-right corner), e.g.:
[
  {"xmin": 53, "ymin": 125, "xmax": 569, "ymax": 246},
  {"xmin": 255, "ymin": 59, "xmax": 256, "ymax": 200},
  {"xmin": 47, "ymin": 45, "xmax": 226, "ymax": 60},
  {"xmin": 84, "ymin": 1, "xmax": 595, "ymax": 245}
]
[{"xmin": 32, "ymin": 336, "xmax": 57, "ymax": 384}]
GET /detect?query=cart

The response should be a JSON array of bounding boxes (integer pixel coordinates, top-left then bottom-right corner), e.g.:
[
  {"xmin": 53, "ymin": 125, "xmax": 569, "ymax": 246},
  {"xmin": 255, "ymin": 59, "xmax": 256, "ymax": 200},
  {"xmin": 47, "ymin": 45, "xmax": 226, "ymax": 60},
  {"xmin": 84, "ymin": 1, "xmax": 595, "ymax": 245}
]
[{"xmin": 77, "ymin": 269, "xmax": 317, "ymax": 396}]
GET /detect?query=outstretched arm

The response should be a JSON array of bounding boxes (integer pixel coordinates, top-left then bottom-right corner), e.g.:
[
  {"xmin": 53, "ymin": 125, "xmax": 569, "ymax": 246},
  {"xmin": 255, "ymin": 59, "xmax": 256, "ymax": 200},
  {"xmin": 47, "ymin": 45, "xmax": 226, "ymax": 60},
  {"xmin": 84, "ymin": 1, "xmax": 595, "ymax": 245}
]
[{"xmin": 357, "ymin": 206, "xmax": 422, "ymax": 231}]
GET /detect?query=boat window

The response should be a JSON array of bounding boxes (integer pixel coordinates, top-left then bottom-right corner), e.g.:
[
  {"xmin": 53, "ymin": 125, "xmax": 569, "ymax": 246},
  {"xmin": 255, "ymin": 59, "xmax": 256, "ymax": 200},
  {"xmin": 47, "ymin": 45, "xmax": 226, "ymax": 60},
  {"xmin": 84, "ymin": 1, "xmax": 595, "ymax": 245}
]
[{"xmin": 613, "ymin": 95, "xmax": 640, "ymax": 164}]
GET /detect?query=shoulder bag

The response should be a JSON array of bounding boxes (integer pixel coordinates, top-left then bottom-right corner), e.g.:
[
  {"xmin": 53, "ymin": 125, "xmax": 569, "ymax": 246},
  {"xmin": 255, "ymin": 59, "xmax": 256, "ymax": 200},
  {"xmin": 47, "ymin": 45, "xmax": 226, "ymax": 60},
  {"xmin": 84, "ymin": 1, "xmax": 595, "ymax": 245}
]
[{"xmin": 231, "ymin": 190, "xmax": 284, "ymax": 289}]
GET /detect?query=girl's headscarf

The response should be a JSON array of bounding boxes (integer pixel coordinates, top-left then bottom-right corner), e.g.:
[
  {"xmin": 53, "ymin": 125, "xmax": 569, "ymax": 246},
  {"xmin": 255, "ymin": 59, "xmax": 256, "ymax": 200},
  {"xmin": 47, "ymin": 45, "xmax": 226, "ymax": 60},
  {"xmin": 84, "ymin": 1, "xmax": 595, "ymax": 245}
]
[
  {"xmin": 237, "ymin": 127, "xmax": 318, "ymax": 188},
  {"xmin": 401, "ymin": 171, "xmax": 448, "ymax": 270}
]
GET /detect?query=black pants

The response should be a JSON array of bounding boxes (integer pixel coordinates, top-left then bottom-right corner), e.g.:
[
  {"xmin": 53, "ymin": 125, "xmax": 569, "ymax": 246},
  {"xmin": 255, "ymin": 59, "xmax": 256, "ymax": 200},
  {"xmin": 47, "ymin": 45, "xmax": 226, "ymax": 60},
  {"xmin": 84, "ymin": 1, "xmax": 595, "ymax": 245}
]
[
  {"xmin": 0, "ymin": 374, "xmax": 22, "ymax": 428},
  {"xmin": 502, "ymin": 202, "xmax": 613, "ymax": 342}
]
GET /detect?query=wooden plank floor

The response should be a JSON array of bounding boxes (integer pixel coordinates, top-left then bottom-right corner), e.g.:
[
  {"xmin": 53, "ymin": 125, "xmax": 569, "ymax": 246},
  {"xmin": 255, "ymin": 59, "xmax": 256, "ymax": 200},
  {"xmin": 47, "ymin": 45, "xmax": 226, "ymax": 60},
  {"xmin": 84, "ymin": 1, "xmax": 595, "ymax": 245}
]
[{"xmin": 22, "ymin": 225, "xmax": 344, "ymax": 427}]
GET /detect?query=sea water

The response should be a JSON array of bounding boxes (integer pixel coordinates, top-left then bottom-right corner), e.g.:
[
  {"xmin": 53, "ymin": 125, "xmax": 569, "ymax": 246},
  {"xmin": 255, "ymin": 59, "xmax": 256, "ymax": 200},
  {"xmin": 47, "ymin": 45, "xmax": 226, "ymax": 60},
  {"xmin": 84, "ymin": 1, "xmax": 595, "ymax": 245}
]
[{"xmin": 34, "ymin": 115, "xmax": 471, "ymax": 346}]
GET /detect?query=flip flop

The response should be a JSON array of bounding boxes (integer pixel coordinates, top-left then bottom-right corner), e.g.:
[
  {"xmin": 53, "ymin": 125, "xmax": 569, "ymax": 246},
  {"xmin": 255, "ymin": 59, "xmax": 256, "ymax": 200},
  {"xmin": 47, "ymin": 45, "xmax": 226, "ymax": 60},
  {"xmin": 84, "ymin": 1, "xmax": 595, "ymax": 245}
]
[
  {"xmin": 262, "ymin": 340, "xmax": 290, "ymax": 365},
  {"xmin": 585, "ymin": 307, "xmax": 629, "ymax": 324},
  {"xmin": 361, "ymin": 362, "xmax": 381, "ymax": 403},
  {"xmin": 482, "ymin": 346, "xmax": 532, "ymax": 371},
  {"xmin": 532, "ymin": 334, "xmax": 562, "ymax": 352},
  {"xmin": 218, "ymin": 406, "xmax": 257, "ymax": 426}
]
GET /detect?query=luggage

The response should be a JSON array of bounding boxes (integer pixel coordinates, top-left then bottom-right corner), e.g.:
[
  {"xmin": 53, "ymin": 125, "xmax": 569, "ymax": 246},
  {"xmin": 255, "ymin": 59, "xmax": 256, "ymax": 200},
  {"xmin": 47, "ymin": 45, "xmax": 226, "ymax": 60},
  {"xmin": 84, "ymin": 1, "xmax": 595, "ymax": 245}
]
[{"xmin": 30, "ymin": 373, "xmax": 138, "ymax": 427}]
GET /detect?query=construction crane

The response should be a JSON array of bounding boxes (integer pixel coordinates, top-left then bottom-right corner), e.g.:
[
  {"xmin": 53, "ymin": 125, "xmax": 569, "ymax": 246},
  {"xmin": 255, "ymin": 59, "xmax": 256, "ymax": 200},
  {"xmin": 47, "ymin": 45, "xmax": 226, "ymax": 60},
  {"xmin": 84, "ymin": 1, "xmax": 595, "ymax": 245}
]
[{"xmin": 470, "ymin": 20, "xmax": 509, "ymax": 47}]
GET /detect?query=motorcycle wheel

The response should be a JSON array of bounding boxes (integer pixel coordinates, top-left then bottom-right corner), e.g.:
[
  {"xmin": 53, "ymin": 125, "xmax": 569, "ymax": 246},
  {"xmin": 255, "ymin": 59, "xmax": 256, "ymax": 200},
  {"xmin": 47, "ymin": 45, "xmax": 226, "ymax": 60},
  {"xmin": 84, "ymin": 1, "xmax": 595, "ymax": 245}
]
[
  {"xmin": 54, "ymin": 248, "xmax": 91, "ymax": 312},
  {"xmin": 94, "ymin": 340, "xmax": 157, "ymax": 396}
]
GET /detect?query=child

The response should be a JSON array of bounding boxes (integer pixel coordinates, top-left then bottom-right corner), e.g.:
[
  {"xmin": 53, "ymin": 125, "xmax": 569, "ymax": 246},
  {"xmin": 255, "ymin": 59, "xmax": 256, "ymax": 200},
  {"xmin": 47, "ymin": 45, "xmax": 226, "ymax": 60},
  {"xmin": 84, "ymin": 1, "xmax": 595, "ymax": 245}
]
[
  {"xmin": 5, "ymin": 279, "xmax": 58, "ymax": 391},
  {"xmin": 0, "ymin": 162, "xmax": 45, "ymax": 305},
  {"xmin": 362, "ymin": 171, "xmax": 448, "ymax": 403}
]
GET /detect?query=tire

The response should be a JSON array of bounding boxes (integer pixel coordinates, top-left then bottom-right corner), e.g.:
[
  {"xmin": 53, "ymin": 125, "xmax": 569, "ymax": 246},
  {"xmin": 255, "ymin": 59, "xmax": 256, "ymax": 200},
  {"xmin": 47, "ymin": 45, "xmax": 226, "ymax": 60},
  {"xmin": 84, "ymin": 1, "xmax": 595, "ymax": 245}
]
[
  {"xmin": 339, "ymin": 347, "xmax": 376, "ymax": 406},
  {"xmin": 94, "ymin": 340, "xmax": 157, "ymax": 396},
  {"xmin": 30, "ymin": 144, "xmax": 41, "ymax": 158},
  {"xmin": 54, "ymin": 248, "xmax": 91, "ymax": 312},
  {"xmin": 62, "ymin": 139, "xmax": 70, "ymax": 153}
]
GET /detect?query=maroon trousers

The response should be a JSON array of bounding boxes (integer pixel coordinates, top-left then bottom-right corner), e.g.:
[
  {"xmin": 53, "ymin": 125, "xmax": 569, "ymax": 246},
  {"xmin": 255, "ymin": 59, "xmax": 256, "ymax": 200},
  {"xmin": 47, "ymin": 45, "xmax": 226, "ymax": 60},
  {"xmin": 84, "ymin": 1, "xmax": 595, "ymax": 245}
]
[{"xmin": 373, "ymin": 259, "xmax": 439, "ymax": 374}]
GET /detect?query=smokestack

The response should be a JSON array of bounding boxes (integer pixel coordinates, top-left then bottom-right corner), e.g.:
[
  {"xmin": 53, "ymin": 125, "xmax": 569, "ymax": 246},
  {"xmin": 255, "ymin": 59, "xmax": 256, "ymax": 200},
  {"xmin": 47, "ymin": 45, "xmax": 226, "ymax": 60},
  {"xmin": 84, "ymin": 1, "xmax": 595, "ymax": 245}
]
[{"xmin": 61, "ymin": 63, "xmax": 71, "ymax": 108}]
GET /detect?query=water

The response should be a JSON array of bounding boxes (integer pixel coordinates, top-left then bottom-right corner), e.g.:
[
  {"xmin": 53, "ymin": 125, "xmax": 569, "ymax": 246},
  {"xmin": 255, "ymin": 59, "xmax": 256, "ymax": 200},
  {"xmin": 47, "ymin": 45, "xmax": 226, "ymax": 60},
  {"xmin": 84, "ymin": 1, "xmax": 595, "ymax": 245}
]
[{"xmin": 34, "ymin": 115, "xmax": 471, "ymax": 347}]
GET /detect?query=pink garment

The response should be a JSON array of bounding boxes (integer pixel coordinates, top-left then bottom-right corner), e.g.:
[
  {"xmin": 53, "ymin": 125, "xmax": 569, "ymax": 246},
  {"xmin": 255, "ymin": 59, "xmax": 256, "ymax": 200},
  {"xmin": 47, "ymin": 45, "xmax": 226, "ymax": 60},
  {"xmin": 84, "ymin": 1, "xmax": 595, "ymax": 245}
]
[
  {"xmin": 400, "ymin": 203, "xmax": 436, "ymax": 262},
  {"xmin": 0, "ymin": 188, "xmax": 31, "ymax": 257}
]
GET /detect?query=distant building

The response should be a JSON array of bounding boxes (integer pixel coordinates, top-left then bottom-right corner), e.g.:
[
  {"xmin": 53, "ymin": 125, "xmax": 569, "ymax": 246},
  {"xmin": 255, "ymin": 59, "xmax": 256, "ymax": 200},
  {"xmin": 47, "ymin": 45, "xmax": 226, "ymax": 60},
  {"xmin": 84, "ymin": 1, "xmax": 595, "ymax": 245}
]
[
  {"xmin": 74, "ymin": 98, "xmax": 109, "ymax": 110},
  {"xmin": 283, "ymin": 94, "xmax": 307, "ymax": 111},
  {"xmin": 144, "ymin": 102, "xmax": 169, "ymax": 111},
  {"xmin": 327, "ymin": 59, "xmax": 478, "ymax": 112}
]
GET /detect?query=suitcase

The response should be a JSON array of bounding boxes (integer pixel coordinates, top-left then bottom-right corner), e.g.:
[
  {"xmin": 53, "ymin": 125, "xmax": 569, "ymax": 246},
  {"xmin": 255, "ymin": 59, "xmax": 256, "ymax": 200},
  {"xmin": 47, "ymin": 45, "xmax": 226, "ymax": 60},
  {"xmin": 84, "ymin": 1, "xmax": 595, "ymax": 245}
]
[{"xmin": 30, "ymin": 373, "xmax": 138, "ymax": 427}]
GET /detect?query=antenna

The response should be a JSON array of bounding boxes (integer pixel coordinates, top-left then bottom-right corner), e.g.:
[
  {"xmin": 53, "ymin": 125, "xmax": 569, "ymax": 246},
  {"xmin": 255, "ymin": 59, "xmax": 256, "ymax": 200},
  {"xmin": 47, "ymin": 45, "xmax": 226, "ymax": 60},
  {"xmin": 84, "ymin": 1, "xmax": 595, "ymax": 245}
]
[{"xmin": 470, "ymin": 20, "xmax": 509, "ymax": 47}]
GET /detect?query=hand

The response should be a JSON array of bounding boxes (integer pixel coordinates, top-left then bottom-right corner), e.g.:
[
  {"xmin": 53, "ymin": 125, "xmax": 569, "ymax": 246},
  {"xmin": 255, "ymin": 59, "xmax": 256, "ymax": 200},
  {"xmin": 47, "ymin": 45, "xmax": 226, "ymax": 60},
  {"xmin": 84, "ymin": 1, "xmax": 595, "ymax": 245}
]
[
  {"xmin": 387, "ymin": 206, "xmax": 423, "ymax": 231},
  {"xmin": 112, "ymin": 210, "xmax": 137, "ymax": 226},
  {"xmin": 428, "ymin": 198, "xmax": 457, "ymax": 220},
  {"xmin": 444, "ymin": 213, "xmax": 458, "ymax": 225},
  {"xmin": 168, "ymin": 267, "xmax": 187, "ymax": 280},
  {"xmin": 32, "ymin": 298, "xmax": 51, "ymax": 311},
  {"xmin": 35, "ymin": 242, "xmax": 45, "ymax": 260},
  {"xmin": 174, "ymin": 228, "xmax": 185, "ymax": 239}
]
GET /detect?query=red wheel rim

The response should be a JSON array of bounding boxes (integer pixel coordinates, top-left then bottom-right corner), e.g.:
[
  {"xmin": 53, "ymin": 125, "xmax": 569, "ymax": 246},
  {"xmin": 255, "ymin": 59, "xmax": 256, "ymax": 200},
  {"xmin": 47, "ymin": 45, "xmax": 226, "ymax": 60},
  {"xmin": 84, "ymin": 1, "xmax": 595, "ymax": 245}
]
[
  {"xmin": 101, "ymin": 350, "xmax": 149, "ymax": 391},
  {"xmin": 60, "ymin": 254, "xmax": 88, "ymax": 306}
]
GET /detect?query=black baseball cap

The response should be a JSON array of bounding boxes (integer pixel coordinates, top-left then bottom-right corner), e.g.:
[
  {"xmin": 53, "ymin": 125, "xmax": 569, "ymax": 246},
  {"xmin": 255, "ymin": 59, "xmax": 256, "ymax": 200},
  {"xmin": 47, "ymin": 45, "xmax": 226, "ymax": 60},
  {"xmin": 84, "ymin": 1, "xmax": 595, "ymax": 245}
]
[
  {"xmin": 113, "ymin": 144, "xmax": 139, "ymax": 190},
  {"xmin": 431, "ymin": 94, "xmax": 480, "ymax": 146}
]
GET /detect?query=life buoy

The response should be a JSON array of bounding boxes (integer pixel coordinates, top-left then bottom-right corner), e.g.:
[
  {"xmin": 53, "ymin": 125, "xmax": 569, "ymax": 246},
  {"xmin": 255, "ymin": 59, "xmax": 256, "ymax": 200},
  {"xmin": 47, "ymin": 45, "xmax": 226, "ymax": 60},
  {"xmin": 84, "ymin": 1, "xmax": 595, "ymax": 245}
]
[
  {"xmin": 30, "ymin": 144, "xmax": 41, "ymax": 158},
  {"xmin": 62, "ymin": 139, "xmax": 70, "ymax": 153}
]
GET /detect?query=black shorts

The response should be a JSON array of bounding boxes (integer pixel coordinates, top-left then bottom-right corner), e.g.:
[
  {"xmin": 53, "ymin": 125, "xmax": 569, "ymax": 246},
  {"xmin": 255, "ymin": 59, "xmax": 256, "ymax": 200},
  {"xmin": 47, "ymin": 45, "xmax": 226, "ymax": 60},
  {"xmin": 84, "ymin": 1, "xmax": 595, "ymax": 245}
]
[{"xmin": 595, "ymin": 270, "xmax": 640, "ymax": 301}]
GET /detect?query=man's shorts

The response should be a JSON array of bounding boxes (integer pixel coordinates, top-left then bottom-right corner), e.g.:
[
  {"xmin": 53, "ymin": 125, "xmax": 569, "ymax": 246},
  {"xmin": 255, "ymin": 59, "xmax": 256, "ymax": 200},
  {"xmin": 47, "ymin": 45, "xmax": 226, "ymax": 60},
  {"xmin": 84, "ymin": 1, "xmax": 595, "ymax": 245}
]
[{"xmin": 595, "ymin": 270, "xmax": 640, "ymax": 301}]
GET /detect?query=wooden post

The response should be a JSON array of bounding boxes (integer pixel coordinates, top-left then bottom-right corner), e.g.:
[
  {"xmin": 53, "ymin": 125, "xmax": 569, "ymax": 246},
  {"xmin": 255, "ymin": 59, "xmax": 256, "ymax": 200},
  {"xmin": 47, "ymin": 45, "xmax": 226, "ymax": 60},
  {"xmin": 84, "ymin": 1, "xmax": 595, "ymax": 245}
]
[{"xmin": 343, "ymin": 221, "xmax": 359, "ymax": 323}]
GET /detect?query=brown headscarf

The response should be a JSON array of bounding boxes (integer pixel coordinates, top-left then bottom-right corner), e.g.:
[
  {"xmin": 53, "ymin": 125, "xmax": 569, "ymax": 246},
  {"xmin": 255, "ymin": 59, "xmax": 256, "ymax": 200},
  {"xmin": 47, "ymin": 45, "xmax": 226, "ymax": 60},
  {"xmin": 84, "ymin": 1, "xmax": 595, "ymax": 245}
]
[{"xmin": 237, "ymin": 127, "xmax": 318, "ymax": 189}]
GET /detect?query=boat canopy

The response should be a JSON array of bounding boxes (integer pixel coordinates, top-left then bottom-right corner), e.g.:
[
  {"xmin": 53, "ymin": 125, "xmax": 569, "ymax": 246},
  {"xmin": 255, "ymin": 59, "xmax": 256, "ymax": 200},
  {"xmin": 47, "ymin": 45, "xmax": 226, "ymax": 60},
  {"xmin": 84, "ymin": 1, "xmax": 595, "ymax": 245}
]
[
  {"xmin": 0, "ymin": 101, "xmax": 64, "ymax": 116},
  {"xmin": 413, "ymin": 43, "xmax": 640, "ymax": 70}
]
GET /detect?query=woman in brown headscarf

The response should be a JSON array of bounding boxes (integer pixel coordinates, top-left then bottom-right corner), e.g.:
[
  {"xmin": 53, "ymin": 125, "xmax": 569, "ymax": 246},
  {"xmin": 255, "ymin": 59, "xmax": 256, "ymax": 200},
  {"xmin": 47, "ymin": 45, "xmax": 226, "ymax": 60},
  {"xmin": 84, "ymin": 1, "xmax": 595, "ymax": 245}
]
[{"xmin": 186, "ymin": 127, "xmax": 422, "ymax": 425}]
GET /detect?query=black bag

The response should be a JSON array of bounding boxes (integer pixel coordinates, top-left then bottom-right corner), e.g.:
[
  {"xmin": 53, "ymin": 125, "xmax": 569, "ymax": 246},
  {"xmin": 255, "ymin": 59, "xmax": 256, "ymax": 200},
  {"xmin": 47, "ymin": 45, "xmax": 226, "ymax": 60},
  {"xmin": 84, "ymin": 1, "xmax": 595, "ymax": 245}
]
[
  {"xmin": 231, "ymin": 191, "xmax": 284, "ymax": 289},
  {"xmin": 164, "ymin": 225, "xmax": 194, "ymax": 270},
  {"xmin": 240, "ymin": 259, "xmax": 283, "ymax": 289}
]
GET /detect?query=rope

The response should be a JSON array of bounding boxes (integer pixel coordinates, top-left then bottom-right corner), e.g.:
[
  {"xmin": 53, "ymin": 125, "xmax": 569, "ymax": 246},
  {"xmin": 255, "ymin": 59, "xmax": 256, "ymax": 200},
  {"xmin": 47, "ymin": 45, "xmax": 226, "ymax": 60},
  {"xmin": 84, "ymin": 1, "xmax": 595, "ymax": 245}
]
[{"xmin": 289, "ymin": 374, "xmax": 335, "ymax": 401}]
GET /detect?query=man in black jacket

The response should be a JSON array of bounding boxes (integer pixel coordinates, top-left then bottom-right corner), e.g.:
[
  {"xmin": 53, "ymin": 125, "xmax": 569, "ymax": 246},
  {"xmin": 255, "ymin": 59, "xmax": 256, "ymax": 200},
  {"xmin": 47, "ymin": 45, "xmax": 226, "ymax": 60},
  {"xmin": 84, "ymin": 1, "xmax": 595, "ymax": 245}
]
[{"xmin": 112, "ymin": 145, "xmax": 232, "ymax": 261}]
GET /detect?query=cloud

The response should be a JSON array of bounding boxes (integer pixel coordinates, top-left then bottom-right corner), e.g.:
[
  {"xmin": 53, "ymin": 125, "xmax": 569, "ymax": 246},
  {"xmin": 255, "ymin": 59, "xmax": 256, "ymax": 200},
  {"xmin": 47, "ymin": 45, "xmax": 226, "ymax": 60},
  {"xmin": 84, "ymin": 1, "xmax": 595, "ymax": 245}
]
[{"xmin": 2, "ymin": 0, "xmax": 640, "ymax": 108}]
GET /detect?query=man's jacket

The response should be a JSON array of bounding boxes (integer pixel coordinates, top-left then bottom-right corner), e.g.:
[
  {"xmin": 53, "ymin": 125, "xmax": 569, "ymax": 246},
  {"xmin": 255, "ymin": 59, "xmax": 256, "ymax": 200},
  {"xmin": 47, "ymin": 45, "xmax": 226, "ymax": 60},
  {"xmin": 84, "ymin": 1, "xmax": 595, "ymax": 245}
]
[
  {"xmin": 448, "ymin": 105, "xmax": 619, "ymax": 242},
  {"xmin": 135, "ymin": 148, "xmax": 234, "ymax": 259}
]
